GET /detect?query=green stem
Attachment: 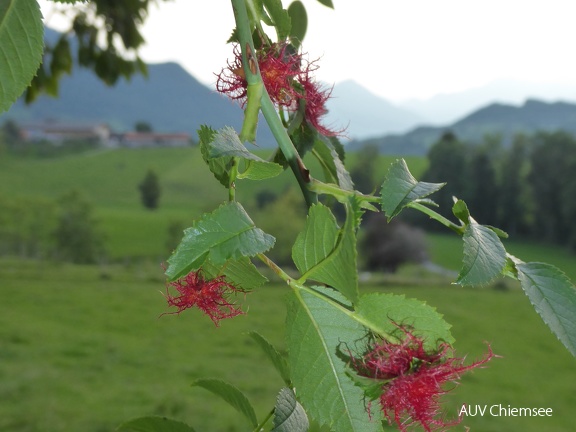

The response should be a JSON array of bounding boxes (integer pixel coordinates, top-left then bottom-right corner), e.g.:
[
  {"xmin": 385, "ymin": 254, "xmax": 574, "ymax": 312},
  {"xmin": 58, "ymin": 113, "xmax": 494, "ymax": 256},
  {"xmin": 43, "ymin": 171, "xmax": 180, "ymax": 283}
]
[
  {"xmin": 261, "ymin": 94, "xmax": 317, "ymax": 207},
  {"xmin": 253, "ymin": 407, "xmax": 275, "ymax": 432},
  {"xmin": 257, "ymin": 254, "xmax": 400, "ymax": 343},
  {"xmin": 309, "ymin": 178, "xmax": 379, "ymax": 203},
  {"xmin": 408, "ymin": 202, "xmax": 465, "ymax": 234},
  {"xmin": 230, "ymin": 0, "xmax": 317, "ymax": 207},
  {"xmin": 228, "ymin": 158, "xmax": 239, "ymax": 201}
]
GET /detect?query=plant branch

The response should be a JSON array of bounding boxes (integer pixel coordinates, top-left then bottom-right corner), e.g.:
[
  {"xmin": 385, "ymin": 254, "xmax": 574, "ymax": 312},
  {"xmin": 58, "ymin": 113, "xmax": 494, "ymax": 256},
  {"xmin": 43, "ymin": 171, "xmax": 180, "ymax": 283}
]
[
  {"xmin": 260, "ymin": 94, "xmax": 317, "ymax": 207},
  {"xmin": 230, "ymin": 0, "xmax": 317, "ymax": 207},
  {"xmin": 253, "ymin": 407, "xmax": 275, "ymax": 432},
  {"xmin": 408, "ymin": 202, "xmax": 465, "ymax": 234},
  {"xmin": 228, "ymin": 158, "xmax": 239, "ymax": 201},
  {"xmin": 257, "ymin": 254, "xmax": 399, "ymax": 343}
]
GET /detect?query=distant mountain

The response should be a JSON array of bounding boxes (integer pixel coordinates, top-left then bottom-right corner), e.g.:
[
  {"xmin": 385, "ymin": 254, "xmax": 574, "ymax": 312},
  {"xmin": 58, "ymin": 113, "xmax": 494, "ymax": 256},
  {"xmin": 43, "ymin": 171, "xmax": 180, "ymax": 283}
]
[
  {"xmin": 3, "ymin": 61, "xmax": 281, "ymax": 145},
  {"xmin": 354, "ymin": 99, "xmax": 576, "ymax": 155},
  {"xmin": 6, "ymin": 28, "xmax": 575, "ymax": 151},
  {"xmin": 2, "ymin": 29, "xmax": 276, "ymax": 146},
  {"xmin": 399, "ymin": 79, "xmax": 576, "ymax": 125},
  {"xmin": 325, "ymin": 80, "xmax": 424, "ymax": 139},
  {"xmin": 3, "ymin": 70, "xmax": 421, "ymax": 144}
]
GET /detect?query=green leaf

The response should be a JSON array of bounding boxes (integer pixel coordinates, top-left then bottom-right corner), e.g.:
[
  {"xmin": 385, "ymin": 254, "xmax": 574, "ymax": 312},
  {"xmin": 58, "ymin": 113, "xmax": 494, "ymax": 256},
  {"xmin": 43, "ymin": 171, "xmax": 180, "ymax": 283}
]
[
  {"xmin": 248, "ymin": 331, "xmax": 291, "ymax": 386},
  {"xmin": 456, "ymin": 222, "xmax": 507, "ymax": 285},
  {"xmin": 316, "ymin": 0, "xmax": 334, "ymax": 8},
  {"xmin": 287, "ymin": 1, "xmax": 307, "ymax": 47},
  {"xmin": 208, "ymin": 126, "xmax": 258, "ymax": 159},
  {"xmin": 348, "ymin": 193, "xmax": 377, "ymax": 229},
  {"xmin": 238, "ymin": 159, "xmax": 284, "ymax": 180},
  {"xmin": 313, "ymin": 137, "xmax": 354, "ymax": 191},
  {"xmin": 248, "ymin": 0, "xmax": 271, "ymax": 27},
  {"xmin": 205, "ymin": 126, "xmax": 283, "ymax": 182},
  {"xmin": 192, "ymin": 379, "xmax": 258, "ymax": 428},
  {"xmin": 201, "ymin": 257, "xmax": 268, "ymax": 290},
  {"xmin": 165, "ymin": 202, "xmax": 275, "ymax": 280},
  {"xmin": 287, "ymin": 287, "xmax": 381, "ymax": 431},
  {"xmin": 199, "ymin": 126, "xmax": 233, "ymax": 187},
  {"xmin": 263, "ymin": 0, "xmax": 291, "ymax": 41},
  {"xmin": 272, "ymin": 388, "xmax": 309, "ymax": 432},
  {"xmin": 0, "ymin": 0, "xmax": 44, "ymax": 113},
  {"xmin": 344, "ymin": 372, "xmax": 385, "ymax": 403},
  {"xmin": 484, "ymin": 224, "xmax": 509, "ymax": 239},
  {"xmin": 116, "ymin": 416, "xmax": 196, "ymax": 432},
  {"xmin": 452, "ymin": 199, "xmax": 470, "ymax": 224},
  {"xmin": 516, "ymin": 262, "xmax": 576, "ymax": 357},
  {"xmin": 452, "ymin": 200, "xmax": 509, "ymax": 238},
  {"xmin": 292, "ymin": 204, "xmax": 358, "ymax": 303},
  {"xmin": 356, "ymin": 293, "xmax": 455, "ymax": 350},
  {"xmin": 381, "ymin": 159, "xmax": 445, "ymax": 219},
  {"xmin": 51, "ymin": 35, "xmax": 72, "ymax": 75},
  {"xmin": 292, "ymin": 205, "xmax": 337, "ymax": 273}
]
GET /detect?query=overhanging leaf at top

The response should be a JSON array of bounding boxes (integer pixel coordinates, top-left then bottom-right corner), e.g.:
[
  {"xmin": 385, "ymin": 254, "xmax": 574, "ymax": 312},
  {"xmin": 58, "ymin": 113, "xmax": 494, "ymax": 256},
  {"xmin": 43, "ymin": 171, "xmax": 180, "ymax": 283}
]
[
  {"xmin": 165, "ymin": 202, "xmax": 275, "ymax": 281},
  {"xmin": 516, "ymin": 262, "xmax": 576, "ymax": 357},
  {"xmin": 381, "ymin": 159, "xmax": 445, "ymax": 219},
  {"xmin": 0, "ymin": 0, "xmax": 44, "ymax": 113},
  {"xmin": 287, "ymin": 1, "xmax": 307, "ymax": 48},
  {"xmin": 263, "ymin": 0, "xmax": 291, "ymax": 40},
  {"xmin": 316, "ymin": 0, "xmax": 334, "ymax": 8}
]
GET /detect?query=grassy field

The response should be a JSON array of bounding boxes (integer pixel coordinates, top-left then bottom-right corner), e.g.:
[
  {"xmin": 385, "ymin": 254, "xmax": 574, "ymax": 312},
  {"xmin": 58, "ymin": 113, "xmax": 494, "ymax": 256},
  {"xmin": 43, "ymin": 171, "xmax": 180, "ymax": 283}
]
[
  {"xmin": 1, "ymin": 259, "xmax": 575, "ymax": 432},
  {"xmin": 0, "ymin": 147, "xmax": 427, "ymax": 260},
  {"xmin": 1, "ymin": 147, "xmax": 575, "ymax": 431}
]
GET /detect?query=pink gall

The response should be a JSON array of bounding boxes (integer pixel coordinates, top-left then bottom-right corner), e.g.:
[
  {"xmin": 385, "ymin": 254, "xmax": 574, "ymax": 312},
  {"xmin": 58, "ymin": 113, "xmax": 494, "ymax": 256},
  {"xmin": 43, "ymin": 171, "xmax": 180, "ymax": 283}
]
[
  {"xmin": 162, "ymin": 270, "xmax": 246, "ymax": 326},
  {"xmin": 351, "ymin": 328, "xmax": 495, "ymax": 431}
]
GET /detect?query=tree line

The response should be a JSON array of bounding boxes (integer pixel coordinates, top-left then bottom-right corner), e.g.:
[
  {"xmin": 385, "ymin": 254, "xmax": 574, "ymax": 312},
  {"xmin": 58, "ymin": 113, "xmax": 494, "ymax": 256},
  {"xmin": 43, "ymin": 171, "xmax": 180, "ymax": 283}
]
[
  {"xmin": 0, "ymin": 191, "xmax": 105, "ymax": 263},
  {"xmin": 418, "ymin": 130, "xmax": 576, "ymax": 250}
]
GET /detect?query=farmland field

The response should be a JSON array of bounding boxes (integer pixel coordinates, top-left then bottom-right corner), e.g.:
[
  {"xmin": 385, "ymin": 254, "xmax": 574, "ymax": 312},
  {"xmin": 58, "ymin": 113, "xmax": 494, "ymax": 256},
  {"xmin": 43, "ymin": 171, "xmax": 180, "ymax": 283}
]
[
  {"xmin": 1, "ymin": 147, "xmax": 575, "ymax": 431},
  {"xmin": 1, "ymin": 259, "xmax": 575, "ymax": 431}
]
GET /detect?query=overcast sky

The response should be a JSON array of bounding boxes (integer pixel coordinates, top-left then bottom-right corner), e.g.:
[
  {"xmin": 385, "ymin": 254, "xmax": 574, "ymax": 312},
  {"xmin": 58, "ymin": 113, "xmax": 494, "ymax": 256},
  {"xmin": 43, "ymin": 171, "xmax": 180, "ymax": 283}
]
[{"xmin": 38, "ymin": 0, "xmax": 576, "ymax": 102}]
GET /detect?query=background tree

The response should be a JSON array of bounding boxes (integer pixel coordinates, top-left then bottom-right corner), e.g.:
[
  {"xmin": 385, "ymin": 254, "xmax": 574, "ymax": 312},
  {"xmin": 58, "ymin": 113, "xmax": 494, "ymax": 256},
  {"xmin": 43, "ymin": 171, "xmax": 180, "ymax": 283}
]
[
  {"xmin": 52, "ymin": 190, "xmax": 105, "ymax": 264},
  {"xmin": 350, "ymin": 144, "xmax": 379, "ymax": 193},
  {"xmin": 1, "ymin": 120, "xmax": 22, "ymax": 148},
  {"xmin": 253, "ymin": 188, "xmax": 306, "ymax": 265},
  {"xmin": 560, "ymin": 155, "xmax": 576, "ymax": 250},
  {"xmin": 421, "ymin": 131, "xmax": 468, "ymax": 222},
  {"xmin": 0, "ymin": 195, "xmax": 56, "ymax": 258},
  {"xmin": 465, "ymin": 143, "xmax": 499, "ymax": 226},
  {"xmin": 528, "ymin": 131, "xmax": 576, "ymax": 244},
  {"xmin": 138, "ymin": 169, "xmax": 161, "ymax": 210},
  {"xmin": 359, "ymin": 213, "xmax": 428, "ymax": 273},
  {"xmin": 497, "ymin": 135, "xmax": 533, "ymax": 235},
  {"xmin": 165, "ymin": 219, "xmax": 185, "ymax": 254},
  {"xmin": 135, "ymin": 121, "xmax": 153, "ymax": 133}
]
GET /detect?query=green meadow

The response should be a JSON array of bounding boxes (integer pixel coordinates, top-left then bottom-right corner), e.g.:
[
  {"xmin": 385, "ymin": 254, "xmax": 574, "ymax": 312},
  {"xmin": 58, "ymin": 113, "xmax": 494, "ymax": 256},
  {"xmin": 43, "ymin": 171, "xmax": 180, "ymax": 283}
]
[{"xmin": 1, "ymin": 147, "xmax": 575, "ymax": 431}]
